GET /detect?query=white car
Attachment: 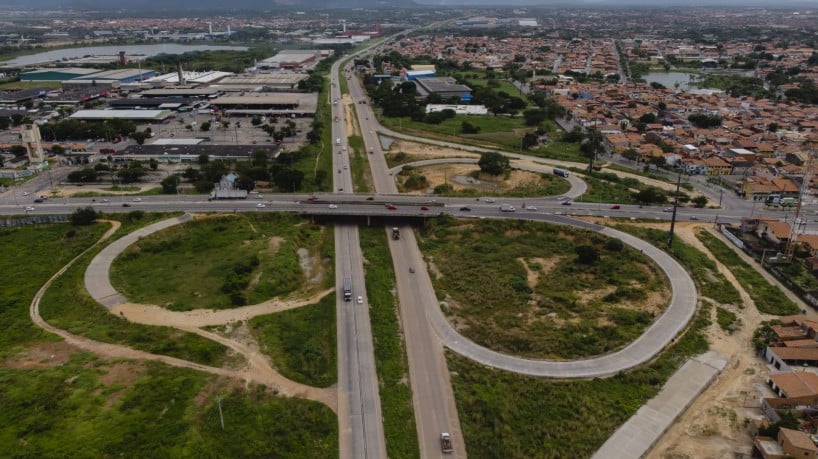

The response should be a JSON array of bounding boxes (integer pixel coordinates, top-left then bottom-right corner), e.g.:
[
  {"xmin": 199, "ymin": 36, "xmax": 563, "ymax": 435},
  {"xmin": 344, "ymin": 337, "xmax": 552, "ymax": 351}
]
[
  {"xmin": 328, "ymin": 204, "xmax": 338, "ymax": 209},
  {"xmin": 526, "ymin": 206, "xmax": 538, "ymax": 211},
  {"xmin": 133, "ymin": 197, "xmax": 142, "ymax": 202},
  {"xmin": 357, "ymin": 296, "xmax": 363, "ymax": 304},
  {"xmin": 100, "ymin": 198, "xmax": 109, "ymax": 203},
  {"xmin": 484, "ymin": 198, "xmax": 496, "ymax": 203},
  {"xmin": 25, "ymin": 206, "xmax": 35, "ymax": 211},
  {"xmin": 22, "ymin": 191, "xmax": 30, "ymax": 196},
  {"xmin": 256, "ymin": 203, "xmax": 266, "ymax": 208}
]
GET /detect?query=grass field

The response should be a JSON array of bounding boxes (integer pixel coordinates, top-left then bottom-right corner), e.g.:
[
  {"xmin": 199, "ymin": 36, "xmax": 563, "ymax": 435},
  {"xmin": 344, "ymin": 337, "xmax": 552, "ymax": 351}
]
[
  {"xmin": 614, "ymin": 225, "xmax": 742, "ymax": 306},
  {"xmin": 0, "ymin": 223, "xmax": 107, "ymax": 360},
  {"xmin": 449, "ymin": 302, "xmax": 710, "ymax": 458},
  {"xmin": 1, "ymin": 216, "xmax": 337, "ymax": 457},
  {"xmin": 0, "ymin": 357, "xmax": 337, "ymax": 457},
  {"xmin": 575, "ymin": 173, "xmax": 637, "ymax": 203},
  {"xmin": 39, "ymin": 215, "xmax": 232, "ymax": 367},
  {"xmin": 359, "ymin": 227, "xmax": 420, "ymax": 458},
  {"xmin": 248, "ymin": 293, "xmax": 337, "ymax": 388},
  {"xmin": 111, "ymin": 214, "xmax": 333, "ymax": 311},
  {"xmin": 697, "ymin": 230, "xmax": 800, "ymax": 315},
  {"xmin": 419, "ymin": 217, "xmax": 670, "ymax": 359}
]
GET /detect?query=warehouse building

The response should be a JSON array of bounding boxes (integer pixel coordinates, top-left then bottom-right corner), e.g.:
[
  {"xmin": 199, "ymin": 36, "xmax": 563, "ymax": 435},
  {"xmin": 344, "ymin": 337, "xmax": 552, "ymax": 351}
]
[
  {"xmin": 414, "ymin": 77, "xmax": 473, "ymax": 101},
  {"xmin": 257, "ymin": 50, "xmax": 332, "ymax": 70},
  {"xmin": 212, "ymin": 73, "xmax": 308, "ymax": 91},
  {"xmin": 209, "ymin": 92, "xmax": 318, "ymax": 116},
  {"xmin": 19, "ymin": 68, "xmax": 101, "ymax": 82},
  {"xmin": 62, "ymin": 69, "xmax": 158, "ymax": 89},
  {"xmin": 68, "ymin": 109, "xmax": 172, "ymax": 122}
]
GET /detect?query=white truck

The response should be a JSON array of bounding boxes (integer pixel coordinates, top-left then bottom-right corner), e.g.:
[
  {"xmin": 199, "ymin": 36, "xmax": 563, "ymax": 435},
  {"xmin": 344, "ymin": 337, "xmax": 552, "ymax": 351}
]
[{"xmin": 500, "ymin": 204, "xmax": 516, "ymax": 212}]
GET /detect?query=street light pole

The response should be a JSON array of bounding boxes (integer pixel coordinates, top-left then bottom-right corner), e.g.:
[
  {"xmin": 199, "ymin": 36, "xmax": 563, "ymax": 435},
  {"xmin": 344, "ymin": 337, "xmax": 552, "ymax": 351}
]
[{"xmin": 667, "ymin": 170, "xmax": 682, "ymax": 248}]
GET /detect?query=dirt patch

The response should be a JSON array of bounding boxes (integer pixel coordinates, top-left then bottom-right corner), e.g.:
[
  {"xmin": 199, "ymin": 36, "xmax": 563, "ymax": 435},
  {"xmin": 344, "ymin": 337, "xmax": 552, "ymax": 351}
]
[
  {"xmin": 400, "ymin": 164, "xmax": 545, "ymax": 195},
  {"xmin": 98, "ymin": 361, "xmax": 147, "ymax": 386},
  {"xmin": 268, "ymin": 236, "xmax": 284, "ymax": 253},
  {"xmin": 342, "ymin": 94, "xmax": 360, "ymax": 138},
  {"xmin": 391, "ymin": 139, "xmax": 480, "ymax": 159},
  {"xmin": 3, "ymin": 341, "xmax": 76, "ymax": 369},
  {"xmin": 519, "ymin": 256, "xmax": 562, "ymax": 289}
]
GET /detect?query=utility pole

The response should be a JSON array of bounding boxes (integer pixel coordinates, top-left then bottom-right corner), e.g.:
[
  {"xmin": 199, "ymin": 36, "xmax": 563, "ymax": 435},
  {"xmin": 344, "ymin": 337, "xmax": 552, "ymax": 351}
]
[
  {"xmin": 216, "ymin": 395, "xmax": 225, "ymax": 430},
  {"xmin": 667, "ymin": 170, "xmax": 682, "ymax": 248}
]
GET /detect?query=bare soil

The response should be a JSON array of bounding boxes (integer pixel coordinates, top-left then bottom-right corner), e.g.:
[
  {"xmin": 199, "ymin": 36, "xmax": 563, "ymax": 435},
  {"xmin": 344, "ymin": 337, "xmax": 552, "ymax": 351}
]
[{"xmin": 2, "ymin": 341, "xmax": 76, "ymax": 369}]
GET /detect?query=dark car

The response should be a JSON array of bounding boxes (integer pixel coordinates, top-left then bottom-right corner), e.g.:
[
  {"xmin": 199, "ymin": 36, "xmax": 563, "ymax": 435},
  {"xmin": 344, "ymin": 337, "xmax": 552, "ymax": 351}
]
[
  {"xmin": 122, "ymin": 203, "xmax": 131, "ymax": 207},
  {"xmin": 610, "ymin": 204, "xmax": 621, "ymax": 210},
  {"xmin": 459, "ymin": 207, "xmax": 471, "ymax": 212},
  {"xmin": 366, "ymin": 197, "xmax": 374, "ymax": 201},
  {"xmin": 420, "ymin": 206, "xmax": 429, "ymax": 211},
  {"xmin": 561, "ymin": 201, "xmax": 572, "ymax": 206},
  {"xmin": 33, "ymin": 198, "xmax": 44, "ymax": 203}
]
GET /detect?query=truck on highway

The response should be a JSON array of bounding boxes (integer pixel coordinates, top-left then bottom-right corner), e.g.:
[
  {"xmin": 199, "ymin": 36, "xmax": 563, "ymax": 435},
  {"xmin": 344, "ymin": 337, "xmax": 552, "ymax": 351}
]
[
  {"xmin": 553, "ymin": 168, "xmax": 570, "ymax": 178},
  {"xmin": 342, "ymin": 277, "xmax": 352, "ymax": 302},
  {"xmin": 440, "ymin": 433, "xmax": 453, "ymax": 453},
  {"xmin": 391, "ymin": 227, "xmax": 400, "ymax": 240},
  {"xmin": 500, "ymin": 204, "xmax": 516, "ymax": 212}
]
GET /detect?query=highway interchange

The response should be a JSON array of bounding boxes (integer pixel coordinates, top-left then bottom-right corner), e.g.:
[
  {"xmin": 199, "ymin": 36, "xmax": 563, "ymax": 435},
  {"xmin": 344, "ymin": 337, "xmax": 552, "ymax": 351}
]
[{"xmin": 1, "ymin": 37, "xmax": 814, "ymax": 459}]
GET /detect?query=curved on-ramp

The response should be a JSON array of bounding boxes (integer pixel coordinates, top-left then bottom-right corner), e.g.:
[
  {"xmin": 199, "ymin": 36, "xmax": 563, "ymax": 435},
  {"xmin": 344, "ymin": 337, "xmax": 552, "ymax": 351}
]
[{"xmin": 426, "ymin": 217, "xmax": 697, "ymax": 378}]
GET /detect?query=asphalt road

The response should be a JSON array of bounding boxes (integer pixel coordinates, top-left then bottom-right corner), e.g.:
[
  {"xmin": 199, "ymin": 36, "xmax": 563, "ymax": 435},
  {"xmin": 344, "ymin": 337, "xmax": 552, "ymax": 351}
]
[{"xmin": 330, "ymin": 51, "xmax": 388, "ymax": 459}]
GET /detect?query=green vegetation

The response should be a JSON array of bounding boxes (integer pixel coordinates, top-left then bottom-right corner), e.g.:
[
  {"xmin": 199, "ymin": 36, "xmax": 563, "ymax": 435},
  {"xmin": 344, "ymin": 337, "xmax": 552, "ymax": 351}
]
[
  {"xmin": 249, "ymin": 294, "xmax": 337, "ymax": 387},
  {"xmin": 40, "ymin": 237, "xmax": 231, "ymax": 367},
  {"xmin": 716, "ymin": 306, "xmax": 739, "ymax": 333},
  {"xmin": 380, "ymin": 114, "xmax": 529, "ymax": 146},
  {"xmin": 140, "ymin": 46, "xmax": 276, "ymax": 74},
  {"xmin": 697, "ymin": 230, "xmax": 799, "ymax": 315},
  {"xmin": 574, "ymin": 173, "xmax": 637, "ymax": 203},
  {"xmin": 420, "ymin": 218, "xmax": 670, "ymax": 359},
  {"xmin": 359, "ymin": 227, "xmax": 420, "ymax": 459},
  {"xmin": 0, "ymin": 358, "xmax": 337, "ymax": 457},
  {"xmin": 449, "ymin": 302, "xmax": 711, "ymax": 458},
  {"xmin": 347, "ymin": 134, "xmax": 372, "ymax": 193},
  {"xmin": 0, "ymin": 223, "xmax": 106, "ymax": 359},
  {"xmin": 111, "ymin": 214, "xmax": 333, "ymax": 311},
  {"xmin": 0, "ymin": 80, "xmax": 62, "ymax": 90},
  {"xmin": 616, "ymin": 226, "xmax": 741, "ymax": 306}
]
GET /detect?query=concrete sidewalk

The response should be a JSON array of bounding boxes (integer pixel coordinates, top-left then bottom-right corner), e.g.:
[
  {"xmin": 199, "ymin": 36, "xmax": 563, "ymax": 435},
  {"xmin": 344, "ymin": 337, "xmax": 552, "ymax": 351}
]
[{"xmin": 592, "ymin": 350, "xmax": 728, "ymax": 459}]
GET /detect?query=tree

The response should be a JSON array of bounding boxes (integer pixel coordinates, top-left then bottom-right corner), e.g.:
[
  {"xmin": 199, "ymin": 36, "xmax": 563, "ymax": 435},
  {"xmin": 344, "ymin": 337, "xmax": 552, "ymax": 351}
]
[
  {"xmin": 522, "ymin": 132, "xmax": 539, "ymax": 150},
  {"xmin": 523, "ymin": 109, "xmax": 548, "ymax": 126},
  {"xmin": 461, "ymin": 121, "xmax": 480, "ymax": 134},
  {"xmin": 70, "ymin": 206, "xmax": 99, "ymax": 226},
  {"xmin": 116, "ymin": 166, "xmax": 147, "ymax": 184},
  {"xmin": 161, "ymin": 174, "xmax": 181, "ymax": 194},
  {"xmin": 200, "ymin": 121, "xmax": 211, "ymax": 132},
  {"xmin": 132, "ymin": 131, "xmax": 148, "ymax": 145},
  {"xmin": 67, "ymin": 168, "xmax": 98, "ymax": 183},
  {"xmin": 198, "ymin": 153, "xmax": 210, "ymax": 165},
  {"xmin": 50, "ymin": 144, "xmax": 65, "ymax": 155},
  {"xmin": 633, "ymin": 186, "xmax": 667, "ymax": 205},
  {"xmin": 562, "ymin": 126, "xmax": 585, "ymax": 143},
  {"xmin": 478, "ymin": 152, "xmax": 510, "ymax": 176},
  {"xmin": 273, "ymin": 168, "xmax": 304, "ymax": 192},
  {"xmin": 580, "ymin": 129, "xmax": 605, "ymax": 172},
  {"xmin": 10, "ymin": 145, "xmax": 27, "ymax": 157},
  {"xmin": 148, "ymin": 158, "xmax": 158, "ymax": 171},
  {"xmin": 692, "ymin": 195, "xmax": 708, "ymax": 208},
  {"xmin": 575, "ymin": 245, "xmax": 599, "ymax": 264}
]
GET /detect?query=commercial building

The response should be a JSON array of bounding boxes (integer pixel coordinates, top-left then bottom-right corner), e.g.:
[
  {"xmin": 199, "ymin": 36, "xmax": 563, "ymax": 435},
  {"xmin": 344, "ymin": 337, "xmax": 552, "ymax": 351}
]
[
  {"xmin": 143, "ymin": 70, "xmax": 233, "ymax": 85},
  {"xmin": 19, "ymin": 68, "xmax": 101, "ymax": 82},
  {"xmin": 69, "ymin": 109, "xmax": 172, "ymax": 122},
  {"xmin": 209, "ymin": 93, "xmax": 318, "ymax": 116},
  {"xmin": 257, "ymin": 50, "xmax": 332, "ymax": 70},
  {"xmin": 62, "ymin": 69, "xmax": 158, "ymax": 89},
  {"xmin": 212, "ymin": 73, "xmax": 308, "ymax": 91},
  {"xmin": 413, "ymin": 77, "xmax": 473, "ymax": 102}
]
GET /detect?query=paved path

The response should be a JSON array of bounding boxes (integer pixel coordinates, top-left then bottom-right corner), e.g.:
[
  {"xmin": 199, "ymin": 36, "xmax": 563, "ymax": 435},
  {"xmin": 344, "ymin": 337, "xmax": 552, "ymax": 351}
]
[
  {"xmin": 426, "ymin": 220, "xmax": 698, "ymax": 378},
  {"xmin": 592, "ymin": 350, "xmax": 728, "ymax": 459}
]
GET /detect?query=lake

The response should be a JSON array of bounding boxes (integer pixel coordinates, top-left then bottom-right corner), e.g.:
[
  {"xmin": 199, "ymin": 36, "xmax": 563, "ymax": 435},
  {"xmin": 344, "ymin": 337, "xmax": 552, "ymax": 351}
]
[
  {"xmin": 643, "ymin": 72, "xmax": 700, "ymax": 91},
  {"xmin": 2, "ymin": 44, "xmax": 249, "ymax": 67}
]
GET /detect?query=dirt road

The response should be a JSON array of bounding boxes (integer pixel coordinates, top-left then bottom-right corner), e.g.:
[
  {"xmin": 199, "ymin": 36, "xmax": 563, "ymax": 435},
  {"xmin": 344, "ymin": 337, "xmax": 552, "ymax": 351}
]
[{"xmin": 30, "ymin": 219, "xmax": 336, "ymax": 411}]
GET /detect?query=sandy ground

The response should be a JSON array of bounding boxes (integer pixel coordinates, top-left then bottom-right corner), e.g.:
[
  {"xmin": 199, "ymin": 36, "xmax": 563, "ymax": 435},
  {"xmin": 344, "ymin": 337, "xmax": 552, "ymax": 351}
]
[
  {"xmin": 53, "ymin": 184, "xmax": 160, "ymax": 197},
  {"xmin": 390, "ymin": 139, "xmax": 480, "ymax": 159},
  {"xmin": 593, "ymin": 221, "xmax": 810, "ymax": 459},
  {"xmin": 26, "ymin": 219, "xmax": 337, "ymax": 411},
  {"xmin": 342, "ymin": 93, "xmax": 361, "ymax": 140},
  {"xmin": 400, "ymin": 163, "xmax": 543, "ymax": 195}
]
